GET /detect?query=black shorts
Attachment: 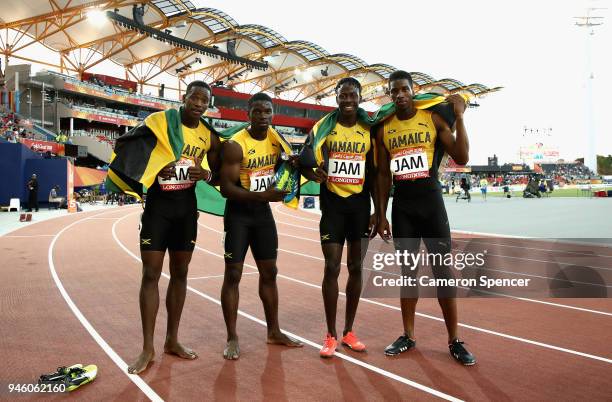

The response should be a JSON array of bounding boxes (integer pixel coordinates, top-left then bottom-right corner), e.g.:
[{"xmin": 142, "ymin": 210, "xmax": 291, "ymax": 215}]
[
  {"xmin": 391, "ymin": 189, "xmax": 455, "ymax": 297},
  {"xmin": 319, "ymin": 186, "xmax": 371, "ymax": 245},
  {"xmin": 139, "ymin": 193, "xmax": 198, "ymax": 252},
  {"xmin": 223, "ymin": 200, "xmax": 278, "ymax": 263}
]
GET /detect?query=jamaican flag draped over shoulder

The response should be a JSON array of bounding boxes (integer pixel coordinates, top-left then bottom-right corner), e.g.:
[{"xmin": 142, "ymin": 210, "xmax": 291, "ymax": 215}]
[
  {"xmin": 195, "ymin": 123, "xmax": 300, "ymax": 215},
  {"xmin": 301, "ymin": 93, "xmax": 469, "ymax": 170},
  {"xmin": 105, "ymin": 108, "xmax": 217, "ymax": 198},
  {"xmin": 107, "ymin": 113, "xmax": 299, "ymax": 216}
]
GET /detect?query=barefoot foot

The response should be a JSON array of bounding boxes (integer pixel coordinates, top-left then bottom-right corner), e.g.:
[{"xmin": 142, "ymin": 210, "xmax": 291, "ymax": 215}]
[
  {"xmin": 164, "ymin": 341, "xmax": 197, "ymax": 360},
  {"xmin": 223, "ymin": 339, "xmax": 240, "ymax": 360},
  {"xmin": 267, "ymin": 332, "xmax": 303, "ymax": 347},
  {"xmin": 127, "ymin": 350, "xmax": 155, "ymax": 374}
]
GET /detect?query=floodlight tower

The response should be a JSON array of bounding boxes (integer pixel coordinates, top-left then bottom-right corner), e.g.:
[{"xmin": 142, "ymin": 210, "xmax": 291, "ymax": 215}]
[{"xmin": 574, "ymin": 7, "xmax": 605, "ymax": 174}]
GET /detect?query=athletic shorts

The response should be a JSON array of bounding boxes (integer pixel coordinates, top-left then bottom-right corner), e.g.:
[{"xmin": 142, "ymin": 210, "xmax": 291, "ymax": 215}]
[
  {"xmin": 481, "ymin": 188, "xmax": 487, "ymax": 194},
  {"xmin": 223, "ymin": 200, "xmax": 278, "ymax": 263},
  {"xmin": 391, "ymin": 189, "xmax": 455, "ymax": 297},
  {"xmin": 319, "ymin": 186, "xmax": 371, "ymax": 245},
  {"xmin": 139, "ymin": 194, "xmax": 198, "ymax": 252}
]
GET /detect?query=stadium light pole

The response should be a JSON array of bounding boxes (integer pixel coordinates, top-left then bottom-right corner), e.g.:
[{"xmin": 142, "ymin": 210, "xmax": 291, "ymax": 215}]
[{"xmin": 574, "ymin": 7, "xmax": 605, "ymax": 174}]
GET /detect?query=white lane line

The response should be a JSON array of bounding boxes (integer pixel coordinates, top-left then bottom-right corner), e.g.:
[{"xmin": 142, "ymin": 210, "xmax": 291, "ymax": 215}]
[
  {"xmin": 261, "ymin": 216, "xmax": 612, "ymax": 314},
  {"xmin": 199, "ymin": 221, "xmax": 612, "ymax": 317},
  {"xmin": 275, "ymin": 203, "xmax": 612, "ymax": 261},
  {"xmin": 477, "ymin": 250, "xmax": 612, "ymax": 272},
  {"xmin": 370, "ymin": 266, "xmax": 612, "ymax": 317},
  {"xmin": 274, "ymin": 204, "xmax": 320, "ymax": 223},
  {"xmin": 199, "ymin": 221, "xmax": 343, "ymax": 265},
  {"xmin": 275, "ymin": 220, "xmax": 612, "ymax": 270},
  {"xmin": 275, "ymin": 220, "xmax": 319, "ymax": 232},
  {"xmin": 452, "ymin": 229, "xmax": 612, "ymax": 249},
  {"xmin": 0, "ymin": 205, "xmax": 135, "ymax": 238},
  {"xmin": 452, "ymin": 238, "xmax": 612, "ymax": 259},
  {"xmin": 2, "ymin": 234, "xmax": 55, "ymax": 238},
  {"xmin": 191, "ymin": 221, "xmax": 612, "ymax": 362},
  {"xmin": 114, "ymin": 213, "xmax": 462, "ymax": 402},
  {"xmin": 49, "ymin": 210, "xmax": 163, "ymax": 402},
  {"xmin": 198, "ymin": 221, "xmax": 321, "ymax": 244},
  {"xmin": 191, "ymin": 246, "xmax": 612, "ymax": 365},
  {"xmin": 188, "ymin": 272, "xmax": 259, "ymax": 280},
  {"xmin": 478, "ymin": 266, "xmax": 611, "ymax": 288}
]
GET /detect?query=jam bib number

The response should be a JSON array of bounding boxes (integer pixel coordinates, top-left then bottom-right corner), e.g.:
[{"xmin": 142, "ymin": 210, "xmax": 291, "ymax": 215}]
[
  {"xmin": 328, "ymin": 152, "xmax": 366, "ymax": 184},
  {"xmin": 249, "ymin": 167, "xmax": 275, "ymax": 192},
  {"xmin": 158, "ymin": 158, "xmax": 195, "ymax": 191},
  {"xmin": 390, "ymin": 148, "xmax": 429, "ymax": 180}
]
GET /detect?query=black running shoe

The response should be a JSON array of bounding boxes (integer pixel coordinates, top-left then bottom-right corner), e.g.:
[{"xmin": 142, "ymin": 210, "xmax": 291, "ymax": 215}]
[
  {"xmin": 449, "ymin": 339, "xmax": 476, "ymax": 365},
  {"xmin": 384, "ymin": 335, "xmax": 416, "ymax": 356}
]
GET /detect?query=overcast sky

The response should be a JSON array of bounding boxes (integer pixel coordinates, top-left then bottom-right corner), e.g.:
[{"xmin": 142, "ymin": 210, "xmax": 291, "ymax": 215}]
[{"xmin": 195, "ymin": 0, "xmax": 611, "ymax": 165}]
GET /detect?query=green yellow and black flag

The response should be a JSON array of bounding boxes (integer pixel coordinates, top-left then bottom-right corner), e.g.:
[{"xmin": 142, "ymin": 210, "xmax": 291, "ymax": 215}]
[
  {"xmin": 105, "ymin": 108, "xmax": 216, "ymax": 198},
  {"xmin": 298, "ymin": 93, "xmax": 469, "ymax": 195},
  {"xmin": 106, "ymin": 113, "xmax": 299, "ymax": 216},
  {"xmin": 303, "ymin": 93, "xmax": 467, "ymax": 169}
]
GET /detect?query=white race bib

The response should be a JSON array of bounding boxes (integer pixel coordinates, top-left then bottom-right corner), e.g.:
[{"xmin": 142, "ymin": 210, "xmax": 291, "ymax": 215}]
[
  {"xmin": 391, "ymin": 148, "xmax": 429, "ymax": 180},
  {"xmin": 158, "ymin": 158, "xmax": 195, "ymax": 191},
  {"xmin": 328, "ymin": 152, "xmax": 366, "ymax": 185},
  {"xmin": 249, "ymin": 167, "xmax": 275, "ymax": 192}
]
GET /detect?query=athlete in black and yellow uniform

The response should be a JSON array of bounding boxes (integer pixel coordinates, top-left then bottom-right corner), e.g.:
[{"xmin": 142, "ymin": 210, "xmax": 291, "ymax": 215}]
[
  {"xmin": 139, "ymin": 117, "xmax": 213, "ymax": 252},
  {"xmin": 219, "ymin": 92, "xmax": 303, "ymax": 360},
  {"xmin": 128, "ymin": 81, "xmax": 222, "ymax": 374},
  {"xmin": 375, "ymin": 71, "xmax": 476, "ymax": 365},
  {"xmin": 302, "ymin": 78, "xmax": 376, "ymax": 357}
]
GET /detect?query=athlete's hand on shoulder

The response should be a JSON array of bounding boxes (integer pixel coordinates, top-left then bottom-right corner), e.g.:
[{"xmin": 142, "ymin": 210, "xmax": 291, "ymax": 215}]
[
  {"xmin": 188, "ymin": 157, "xmax": 209, "ymax": 181},
  {"xmin": 158, "ymin": 161, "xmax": 176, "ymax": 179},
  {"xmin": 314, "ymin": 162, "xmax": 328, "ymax": 183},
  {"xmin": 446, "ymin": 94, "xmax": 467, "ymax": 117},
  {"xmin": 377, "ymin": 217, "xmax": 392, "ymax": 242},
  {"xmin": 258, "ymin": 187, "xmax": 289, "ymax": 202}
]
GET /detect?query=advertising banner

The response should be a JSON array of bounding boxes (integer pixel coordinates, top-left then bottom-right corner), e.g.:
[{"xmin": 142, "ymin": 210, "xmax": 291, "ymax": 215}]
[{"xmin": 21, "ymin": 139, "xmax": 65, "ymax": 155}]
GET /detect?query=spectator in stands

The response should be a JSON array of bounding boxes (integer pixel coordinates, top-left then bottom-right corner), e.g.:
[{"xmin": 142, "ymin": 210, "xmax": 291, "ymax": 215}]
[{"xmin": 26, "ymin": 174, "xmax": 39, "ymax": 212}]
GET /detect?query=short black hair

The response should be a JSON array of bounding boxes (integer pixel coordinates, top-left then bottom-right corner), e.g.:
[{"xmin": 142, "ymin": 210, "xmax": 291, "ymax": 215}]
[
  {"xmin": 335, "ymin": 77, "xmax": 361, "ymax": 95},
  {"xmin": 248, "ymin": 92, "xmax": 273, "ymax": 109},
  {"xmin": 388, "ymin": 70, "xmax": 413, "ymax": 88},
  {"xmin": 185, "ymin": 80, "xmax": 212, "ymax": 95}
]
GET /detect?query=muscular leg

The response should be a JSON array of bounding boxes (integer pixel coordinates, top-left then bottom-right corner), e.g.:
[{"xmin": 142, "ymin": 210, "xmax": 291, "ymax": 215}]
[
  {"xmin": 255, "ymin": 258, "xmax": 302, "ymax": 348},
  {"xmin": 128, "ymin": 250, "xmax": 164, "ymax": 374},
  {"xmin": 396, "ymin": 237, "xmax": 420, "ymax": 340},
  {"xmin": 343, "ymin": 240, "xmax": 364, "ymax": 336},
  {"xmin": 321, "ymin": 243, "xmax": 343, "ymax": 338},
  {"xmin": 422, "ymin": 191, "xmax": 460, "ymax": 344},
  {"xmin": 164, "ymin": 250, "xmax": 197, "ymax": 359},
  {"xmin": 400, "ymin": 298, "xmax": 418, "ymax": 339},
  {"xmin": 221, "ymin": 262, "xmax": 243, "ymax": 359},
  {"xmin": 394, "ymin": 235, "xmax": 421, "ymax": 341},
  {"xmin": 438, "ymin": 298, "xmax": 459, "ymax": 343}
]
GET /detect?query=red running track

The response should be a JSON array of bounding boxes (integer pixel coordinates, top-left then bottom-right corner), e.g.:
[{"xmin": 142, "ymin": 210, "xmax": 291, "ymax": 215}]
[{"xmin": 0, "ymin": 204, "xmax": 611, "ymax": 401}]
